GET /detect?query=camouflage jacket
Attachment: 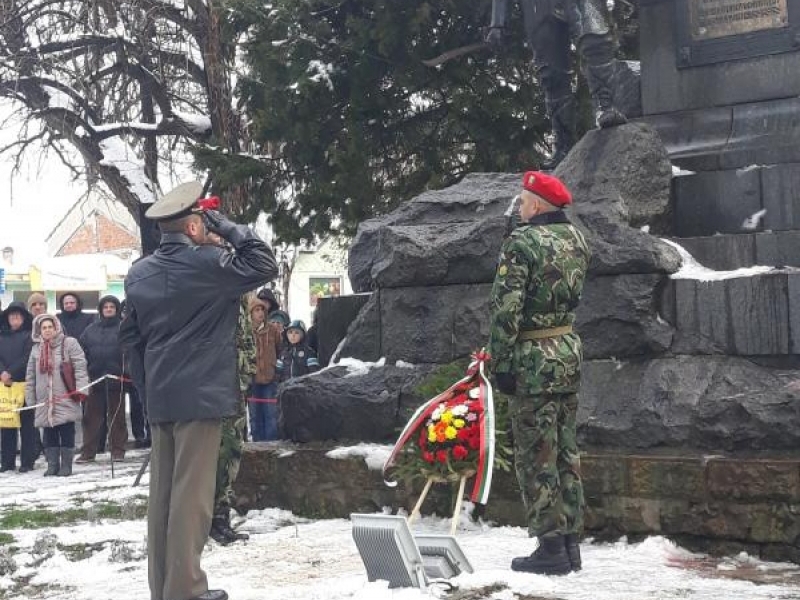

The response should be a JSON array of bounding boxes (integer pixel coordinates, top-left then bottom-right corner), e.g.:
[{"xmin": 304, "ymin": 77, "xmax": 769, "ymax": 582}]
[
  {"xmin": 237, "ymin": 295, "xmax": 257, "ymax": 395},
  {"xmin": 489, "ymin": 210, "xmax": 590, "ymax": 395}
]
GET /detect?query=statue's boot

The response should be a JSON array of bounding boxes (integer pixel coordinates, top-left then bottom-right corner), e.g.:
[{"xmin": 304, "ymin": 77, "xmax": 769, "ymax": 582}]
[
  {"xmin": 581, "ymin": 35, "xmax": 628, "ymax": 129},
  {"xmin": 539, "ymin": 64, "xmax": 577, "ymax": 171}
]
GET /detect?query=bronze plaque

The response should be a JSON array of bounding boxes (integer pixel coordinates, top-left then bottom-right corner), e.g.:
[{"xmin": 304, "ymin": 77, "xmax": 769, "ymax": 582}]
[{"xmin": 690, "ymin": 0, "xmax": 789, "ymax": 40}]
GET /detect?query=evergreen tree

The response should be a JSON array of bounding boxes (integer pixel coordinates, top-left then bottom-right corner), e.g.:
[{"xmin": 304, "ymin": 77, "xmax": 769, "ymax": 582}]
[
  {"xmin": 208, "ymin": 0, "xmax": 547, "ymax": 243},
  {"xmin": 201, "ymin": 0, "xmax": 640, "ymax": 243}
]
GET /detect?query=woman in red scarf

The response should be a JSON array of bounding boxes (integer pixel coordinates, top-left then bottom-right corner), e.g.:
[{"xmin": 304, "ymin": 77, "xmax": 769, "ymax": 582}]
[{"xmin": 25, "ymin": 314, "xmax": 88, "ymax": 476}]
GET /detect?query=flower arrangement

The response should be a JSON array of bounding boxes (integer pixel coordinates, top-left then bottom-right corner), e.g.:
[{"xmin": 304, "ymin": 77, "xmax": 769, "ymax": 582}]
[{"xmin": 416, "ymin": 386, "xmax": 483, "ymax": 477}]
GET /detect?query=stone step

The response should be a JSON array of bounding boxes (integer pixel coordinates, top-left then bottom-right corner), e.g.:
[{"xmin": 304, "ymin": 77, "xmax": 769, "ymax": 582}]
[
  {"xmin": 674, "ymin": 232, "xmax": 800, "ymax": 270},
  {"xmin": 672, "ymin": 163, "xmax": 800, "ymax": 236},
  {"xmin": 639, "ymin": 97, "xmax": 800, "ymax": 173},
  {"xmin": 234, "ymin": 442, "xmax": 800, "ymax": 563},
  {"xmin": 661, "ymin": 271, "xmax": 800, "ymax": 355}
]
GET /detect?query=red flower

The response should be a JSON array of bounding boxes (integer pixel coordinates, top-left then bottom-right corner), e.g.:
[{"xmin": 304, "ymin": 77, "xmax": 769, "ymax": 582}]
[
  {"xmin": 419, "ymin": 430, "xmax": 428, "ymax": 447},
  {"xmin": 452, "ymin": 445, "xmax": 468, "ymax": 460},
  {"xmin": 436, "ymin": 450, "xmax": 448, "ymax": 464},
  {"xmin": 468, "ymin": 436, "xmax": 481, "ymax": 450},
  {"xmin": 422, "ymin": 451, "xmax": 435, "ymax": 463},
  {"xmin": 456, "ymin": 428, "xmax": 471, "ymax": 441}
]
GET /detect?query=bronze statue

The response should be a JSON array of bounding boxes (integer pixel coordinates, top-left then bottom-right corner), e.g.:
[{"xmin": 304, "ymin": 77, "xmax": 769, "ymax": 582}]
[{"xmin": 487, "ymin": 0, "xmax": 628, "ymax": 169}]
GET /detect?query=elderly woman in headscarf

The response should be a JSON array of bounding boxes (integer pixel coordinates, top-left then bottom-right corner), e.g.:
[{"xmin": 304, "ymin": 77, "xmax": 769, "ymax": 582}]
[{"xmin": 25, "ymin": 314, "xmax": 88, "ymax": 476}]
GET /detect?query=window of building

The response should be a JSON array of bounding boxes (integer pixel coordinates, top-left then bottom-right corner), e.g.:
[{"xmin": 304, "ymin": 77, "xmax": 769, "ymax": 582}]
[{"xmin": 309, "ymin": 277, "xmax": 342, "ymax": 307}]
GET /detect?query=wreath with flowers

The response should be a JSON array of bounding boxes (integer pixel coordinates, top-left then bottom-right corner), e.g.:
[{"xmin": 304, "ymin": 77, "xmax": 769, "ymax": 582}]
[
  {"xmin": 384, "ymin": 351, "xmax": 511, "ymax": 505},
  {"xmin": 416, "ymin": 387, "xmax": 483, "ymax": 476}
]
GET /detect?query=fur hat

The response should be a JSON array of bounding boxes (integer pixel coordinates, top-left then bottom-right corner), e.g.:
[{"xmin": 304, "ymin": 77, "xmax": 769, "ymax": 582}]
[{"xmin": 26, "ymin": 292, "xmax": 47, "ymax": 311}]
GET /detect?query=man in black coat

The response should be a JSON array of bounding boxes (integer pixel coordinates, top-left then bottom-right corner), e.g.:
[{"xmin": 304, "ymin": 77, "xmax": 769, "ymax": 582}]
[
  {"xmin": 120, "ymin": 182, "xmax": 278, "ymax": 600},
  {"xmin": 57, "ymin": 292, "xmax": 95, "ymax": 341},
  {"xmin": 0, "ymin": 302, "xmax": 36, "ymax": 472},
  {"xmin": 77, "ymin": 295, "xmax": 126, "ymax": 463}
]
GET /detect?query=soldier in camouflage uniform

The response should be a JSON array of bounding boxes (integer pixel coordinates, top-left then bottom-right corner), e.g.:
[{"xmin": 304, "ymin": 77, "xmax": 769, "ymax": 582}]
[
  {"xmin": 209, "ymin": 291, "xmax": 258, "ymax": 544},
  {"xmin": 489, "ymin": 171, "xmax": 590, "ymax": 575}
]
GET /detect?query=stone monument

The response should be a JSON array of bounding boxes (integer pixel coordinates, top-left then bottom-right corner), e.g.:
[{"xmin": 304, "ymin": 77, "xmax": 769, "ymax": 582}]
[{"xmin": 236, "ymin": 3, "xmax": 800, "ymax": 562}]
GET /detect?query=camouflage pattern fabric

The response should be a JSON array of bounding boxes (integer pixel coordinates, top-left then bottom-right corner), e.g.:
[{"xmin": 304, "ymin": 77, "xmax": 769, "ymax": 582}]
[
  {"xmin": 509, "ymin": 392, "xmax": 584, "ymax": 536},
  {"xmin": 489, "ymin": 214, "xmax": 590, "ymax": 538},
  {"xmin": 214, "ymin": 296, "xmax": 256, "ymax": 514},
  {"xmin": 489, "ymin": 219, "xmax": 590, "ymax": 395}
]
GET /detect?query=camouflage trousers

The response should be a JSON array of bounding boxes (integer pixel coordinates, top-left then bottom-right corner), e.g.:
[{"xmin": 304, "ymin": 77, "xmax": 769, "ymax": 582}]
[
  {"xmin": 509, "ymin": 392, "xmax": 584, "ymax": 538},
  {"xmin": 213, "ymin": 393, "xmax": 247, "ymax": 516}
]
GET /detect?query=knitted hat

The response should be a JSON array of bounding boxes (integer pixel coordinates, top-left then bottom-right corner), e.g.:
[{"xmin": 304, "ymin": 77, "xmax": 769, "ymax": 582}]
[
  {"xmin": 522, "ymin": 171, "xmax": 572, "ymax": 207},
  {"xmin": 27, "ymin": 292, "xmax": 47, "ymax": 311}
]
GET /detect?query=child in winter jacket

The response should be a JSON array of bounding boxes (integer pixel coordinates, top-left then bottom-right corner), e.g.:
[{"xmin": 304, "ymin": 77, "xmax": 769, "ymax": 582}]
[
  {"xmin": 248, "ymin": 296, "xmax": 284, "ymax": 441},
  {"xmin": 276, "ymin": 320, "xmax": 319, "ymax": 381}
]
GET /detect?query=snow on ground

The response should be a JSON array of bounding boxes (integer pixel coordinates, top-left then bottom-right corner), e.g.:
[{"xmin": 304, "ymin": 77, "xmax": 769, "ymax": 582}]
[{"xmin": 0, "ymin": 451, "xmax": 799, "ymax": 600}]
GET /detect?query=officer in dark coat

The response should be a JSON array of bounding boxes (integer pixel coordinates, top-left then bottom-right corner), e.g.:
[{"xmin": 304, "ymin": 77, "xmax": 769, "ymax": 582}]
[
  {"xmin": 0, "ymin": 302, "xmax": 36, "ymax": 472},
  {"xmin": 120, "ymin": 182, "xmax": 278, "ymax": 600},
  {"xmin": 486, "ymin": 0, "xmax": 628, "ymax": 169},
  {"xmin": 489, "ymin": 171, "xmax": 591, "ymax": 575}
]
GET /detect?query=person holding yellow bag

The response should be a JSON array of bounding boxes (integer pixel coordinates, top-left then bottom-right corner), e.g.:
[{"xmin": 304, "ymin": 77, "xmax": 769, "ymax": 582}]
[{"xmin": 0, "ymin": 302, "xmax": 35, "ymax": 473}]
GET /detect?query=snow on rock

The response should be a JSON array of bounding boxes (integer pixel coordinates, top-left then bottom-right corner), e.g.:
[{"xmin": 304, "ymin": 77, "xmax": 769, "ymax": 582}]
[
  {"xmin": 741, "ymin": 208, "xmax": 767, "ymax": 231},
  {"xmin": 325, "ymin": 356, "xmax": 386, "ymax": 378},
  {"xmin": 671, "ymin": 164, "xmax": 696, "ymax": 177},
  {"xmin": 661, "ymin": 239, "xmax": 775, "ymax": 281},
  {"xmin": 325, "ymin": 443, "xmax": 393, "ymax": 471}
]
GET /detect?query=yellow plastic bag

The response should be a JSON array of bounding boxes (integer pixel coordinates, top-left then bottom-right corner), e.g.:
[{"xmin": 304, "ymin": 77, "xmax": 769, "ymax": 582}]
[{"xmin": 0, "ymin": 382, "xmax": 25, "ymax": 429}]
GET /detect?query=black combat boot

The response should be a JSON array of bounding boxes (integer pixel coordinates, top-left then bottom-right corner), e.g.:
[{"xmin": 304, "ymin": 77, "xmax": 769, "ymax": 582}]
[
  {"xmin": 511, "ymin": 535, "xmax": 572, "ymax": 575},
  {"xmin": 564, "ymin": 533, "xmax": 582, "ymax": 571},
  {"xmin": 541, "ymin": 94, "xmax": 577, "ymax": 171},
  {"xmin": 210, "ymin": 511, "xmax": 249, "ymax": 545}
]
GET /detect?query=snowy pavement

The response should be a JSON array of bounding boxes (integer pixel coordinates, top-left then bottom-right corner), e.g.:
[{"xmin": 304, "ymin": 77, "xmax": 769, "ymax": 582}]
[{"xmin": 0, "ymin": 450, "xmax": 799, "ymax": 600}]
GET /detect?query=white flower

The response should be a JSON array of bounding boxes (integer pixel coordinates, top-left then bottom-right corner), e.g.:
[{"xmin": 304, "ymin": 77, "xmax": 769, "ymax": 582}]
[
  {"xmin": 451, "ymin": 405, "xmax": 468, "ymax": 416},
  {"xmin": 468, "ymin": 388, "xmax": 480, "ymax": 399}
]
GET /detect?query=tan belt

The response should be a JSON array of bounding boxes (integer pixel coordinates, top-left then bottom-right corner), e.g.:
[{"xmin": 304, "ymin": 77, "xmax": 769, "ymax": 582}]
[{"xmin": 518, "ymin": 325, "xmax": 573, "ymax": 341}]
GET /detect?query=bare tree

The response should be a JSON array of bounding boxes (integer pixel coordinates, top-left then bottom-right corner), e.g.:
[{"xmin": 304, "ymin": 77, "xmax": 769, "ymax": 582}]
[{"xmin": 0, "ymin": 0, "xmax": 248, "ymax": 221}]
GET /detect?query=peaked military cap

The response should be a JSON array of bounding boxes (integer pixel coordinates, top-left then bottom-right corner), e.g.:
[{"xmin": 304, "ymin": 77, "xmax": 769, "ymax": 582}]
[{"xmin": 145, "ymin": 181, "xmax": 204, "ymax": 221}]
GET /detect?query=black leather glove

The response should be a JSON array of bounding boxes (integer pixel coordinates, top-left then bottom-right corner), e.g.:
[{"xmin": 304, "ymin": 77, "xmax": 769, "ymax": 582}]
[
  {"xmin": 202, "ymin": 209, "xmax": 236, "ymax": 238},
  {"xmin": 494, "ymin": 372, "xmax": 517, "ymax": 395},
  {"xmin": 485, "ymin": 27, "xmax": 506, "ymax": 50}
]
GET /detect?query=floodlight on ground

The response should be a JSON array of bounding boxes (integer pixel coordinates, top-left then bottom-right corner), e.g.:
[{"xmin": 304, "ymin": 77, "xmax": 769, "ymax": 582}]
[
  {"xmin": 350, "ymin": 513, "xmax": 428, "ymax": 589},
  {"xmin": 414, "ymin": 534, "xmax": 474, "ymax": 579}
]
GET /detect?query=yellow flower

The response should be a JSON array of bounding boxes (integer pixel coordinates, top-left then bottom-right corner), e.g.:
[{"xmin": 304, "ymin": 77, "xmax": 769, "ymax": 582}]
[
  {"xmin": 428, "ymin": 427, "xmax": 437, "ymax": 443},
  {"xmin": 440, "ymin": 411, "xmax": 453, "ymax": 424},
  {"xmin": 453, "ymin": 418, "xmax": 465, "ymax": 428},
  {"xmin": 445, "ymin": 426, "xmax": 458, "ymax": 440}
]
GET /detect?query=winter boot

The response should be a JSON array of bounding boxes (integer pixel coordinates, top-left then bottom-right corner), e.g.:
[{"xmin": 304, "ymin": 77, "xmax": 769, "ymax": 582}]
[
  {"xmin": 564, "ymin": 533, "xmax": 582, "ymax": 572},
  {"xmin": 541, "ymin": 93, "xmax": 577, "ymax": 171},
  {"xmin": 210, "ymin": 511, "xmax": 249, "ymax": 545},
  {"xmin": 57, "ymin": 447, "xmax": 74, "ymax": 477},
  {"xmin": 511, "ymin": 535, "xmax": 572, "ymax": 575},
  {"xmin": 43, "ymin": 447, "xmax": 60, "ymax": 477}
]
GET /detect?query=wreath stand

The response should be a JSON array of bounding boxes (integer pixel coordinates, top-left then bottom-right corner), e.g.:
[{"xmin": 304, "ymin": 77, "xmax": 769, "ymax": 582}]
[{"xmin": 407, "ymin": 469, "xmax": 474, "ymax": 536}]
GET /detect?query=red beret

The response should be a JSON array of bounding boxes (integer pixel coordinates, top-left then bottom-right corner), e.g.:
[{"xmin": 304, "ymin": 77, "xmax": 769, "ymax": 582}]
[{"xmin": 522, "ymin": 171, "xmax": 572, "ymax": 207}]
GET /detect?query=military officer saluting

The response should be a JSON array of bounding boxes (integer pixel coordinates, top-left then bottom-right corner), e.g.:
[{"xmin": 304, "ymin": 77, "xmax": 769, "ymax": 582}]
[
  {"xmin": 121, "ymin": 182, "xmax": 277, "ymax": 600},
  {"xmin": 489, "ymin": 171, "xmax": 591, "ymax": 575}
]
